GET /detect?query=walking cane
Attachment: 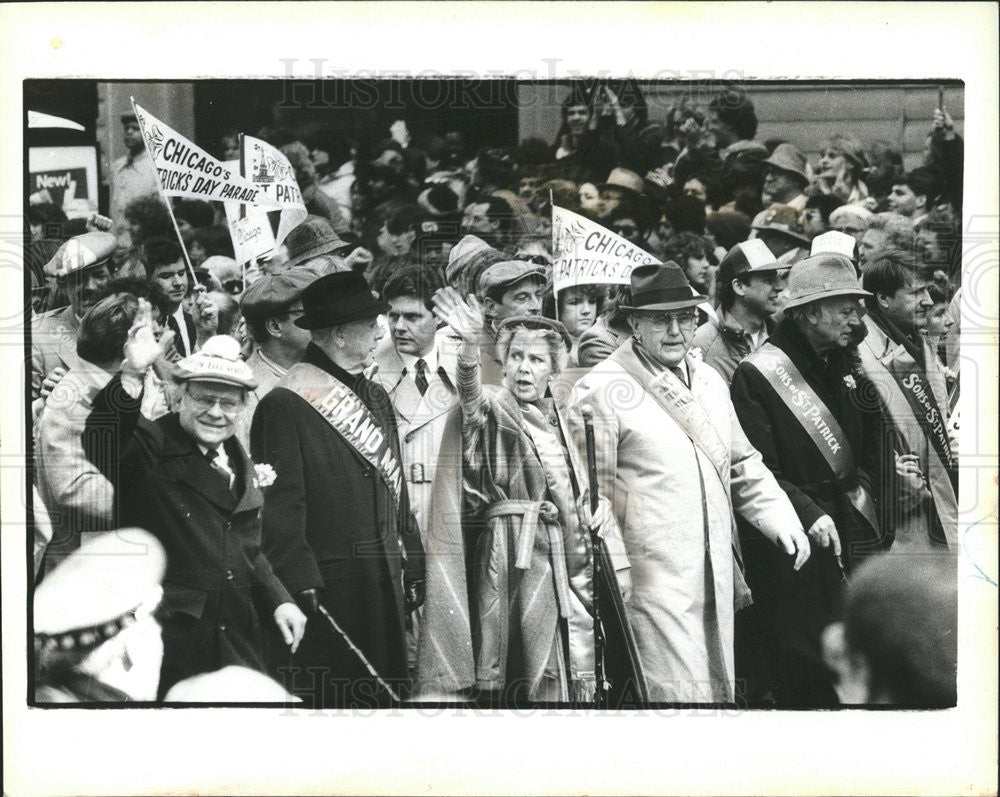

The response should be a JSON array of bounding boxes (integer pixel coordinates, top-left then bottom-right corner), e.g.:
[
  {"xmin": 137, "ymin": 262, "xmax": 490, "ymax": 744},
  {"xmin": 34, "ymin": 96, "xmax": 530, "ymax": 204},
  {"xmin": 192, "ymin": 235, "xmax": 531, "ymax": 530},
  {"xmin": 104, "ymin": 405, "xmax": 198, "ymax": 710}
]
[
  {"xmin": 316, "ymin": 603, "xmax": 403, "ymax": 704},
  {"xmin": 581, "ymin": 405, "xmax": 608, "ymax": 708}
]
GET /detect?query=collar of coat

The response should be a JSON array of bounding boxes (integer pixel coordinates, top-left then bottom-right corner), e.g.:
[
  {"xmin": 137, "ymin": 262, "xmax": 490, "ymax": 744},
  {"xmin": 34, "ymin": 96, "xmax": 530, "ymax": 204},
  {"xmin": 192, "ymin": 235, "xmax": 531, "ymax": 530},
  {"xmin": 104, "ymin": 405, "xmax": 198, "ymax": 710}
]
[
  {"xmin": 159, "ymin": 413, "xmax": 263, "ymax": 515},
  {"xmin": 769, "ymin": 317, "xmax": 857, "ymax": 403},
  {"xmin": 716, "ymin": 308, "xmax": 772, "ymax": 342}
]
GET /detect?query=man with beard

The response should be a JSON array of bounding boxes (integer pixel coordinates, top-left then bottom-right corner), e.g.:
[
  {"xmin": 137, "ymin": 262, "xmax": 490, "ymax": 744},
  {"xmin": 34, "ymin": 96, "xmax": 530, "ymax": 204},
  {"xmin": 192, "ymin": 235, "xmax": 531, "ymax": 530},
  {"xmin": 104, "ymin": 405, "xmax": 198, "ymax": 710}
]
[
  {"xmin": 859, "ymin": 249, "xmax": 957, "ymax": 553},
  {"xmin": 730, "ymin": 254, "xmax": 885, "ymax": 706},
  {"xmin": 31, "ymin": 232, "xmax": 115, "ymax": 422},
  {"xmin": 693, "ymin": 240, "xmax": 787, "ymax": 384},
  {"xmin": 251, "ymin": 272, "xmax": 425, "ymax": 707}
]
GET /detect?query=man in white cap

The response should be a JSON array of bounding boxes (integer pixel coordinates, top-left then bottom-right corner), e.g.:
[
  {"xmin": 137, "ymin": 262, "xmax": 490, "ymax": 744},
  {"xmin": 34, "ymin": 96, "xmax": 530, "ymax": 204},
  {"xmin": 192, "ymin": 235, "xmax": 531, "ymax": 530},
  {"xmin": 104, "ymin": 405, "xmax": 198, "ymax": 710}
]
[
  {"xmin": 31, "ymin": 231, "xmax": 116, "ymax": 422},
  {"xmin": 731, "ymin": 253, "xmax": 885, "ymax": 707},
  {"xmin": 82, "ymin": 304, "xmax": 306, "ymax": 697},
  {"xmin": 692, "ymin": 239, "xmax": 788, "ymax": 384}
]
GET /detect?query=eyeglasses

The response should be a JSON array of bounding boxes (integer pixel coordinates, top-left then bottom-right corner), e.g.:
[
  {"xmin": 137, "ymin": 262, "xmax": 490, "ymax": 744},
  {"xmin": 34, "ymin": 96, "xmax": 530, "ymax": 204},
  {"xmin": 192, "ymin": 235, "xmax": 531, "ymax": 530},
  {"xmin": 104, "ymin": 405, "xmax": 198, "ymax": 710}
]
[
  {"xmin": 187, "ymin": 392, "xmax": 243, "ymax": 414},
  {"xmin": 638, "ymin": 311, "xmax": 699, "ymax": 331}
]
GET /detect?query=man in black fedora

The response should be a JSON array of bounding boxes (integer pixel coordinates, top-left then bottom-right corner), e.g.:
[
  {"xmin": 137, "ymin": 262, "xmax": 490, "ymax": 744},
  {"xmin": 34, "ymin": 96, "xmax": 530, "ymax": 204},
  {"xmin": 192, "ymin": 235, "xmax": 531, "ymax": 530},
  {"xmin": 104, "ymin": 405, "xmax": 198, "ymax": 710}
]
[{"xmin": 251, "ymin": 271, "xmax": 425, "ymax": 707}]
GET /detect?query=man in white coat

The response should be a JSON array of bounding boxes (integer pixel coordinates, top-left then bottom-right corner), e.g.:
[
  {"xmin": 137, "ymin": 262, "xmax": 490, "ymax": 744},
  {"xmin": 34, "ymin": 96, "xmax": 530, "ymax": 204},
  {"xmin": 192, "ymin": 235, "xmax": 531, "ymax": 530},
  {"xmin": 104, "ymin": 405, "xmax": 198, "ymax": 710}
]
[
  {"xmin": 568, "ymin": 261, "xmax": 810, "ymax": 704},
  {"xmin": 373, "ymin": 266, "xmax": 459, "ymax": 675}
]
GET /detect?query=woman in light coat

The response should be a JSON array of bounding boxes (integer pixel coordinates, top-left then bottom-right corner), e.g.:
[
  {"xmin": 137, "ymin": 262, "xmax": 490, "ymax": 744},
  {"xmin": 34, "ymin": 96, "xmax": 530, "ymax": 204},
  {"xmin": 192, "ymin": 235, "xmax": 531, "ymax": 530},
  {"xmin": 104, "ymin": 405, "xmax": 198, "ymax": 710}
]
[{"xmin": 417, "ymin": 289, "xmax": 632, "ymax": 703}]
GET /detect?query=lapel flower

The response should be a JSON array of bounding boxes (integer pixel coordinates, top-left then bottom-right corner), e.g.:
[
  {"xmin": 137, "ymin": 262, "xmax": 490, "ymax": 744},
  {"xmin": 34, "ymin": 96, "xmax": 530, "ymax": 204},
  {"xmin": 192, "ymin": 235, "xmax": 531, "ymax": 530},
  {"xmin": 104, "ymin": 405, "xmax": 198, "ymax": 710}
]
[
  {"xmin": 843, "ymin": 374, "xmax": 857, "ymax": 390},
  {"xmin": 253, "ymin": 463, "xmax": 276, "ymax": 489},
  {"xmin": 687, "ymin": 346, "xmax": 704, "ymax": 362}
]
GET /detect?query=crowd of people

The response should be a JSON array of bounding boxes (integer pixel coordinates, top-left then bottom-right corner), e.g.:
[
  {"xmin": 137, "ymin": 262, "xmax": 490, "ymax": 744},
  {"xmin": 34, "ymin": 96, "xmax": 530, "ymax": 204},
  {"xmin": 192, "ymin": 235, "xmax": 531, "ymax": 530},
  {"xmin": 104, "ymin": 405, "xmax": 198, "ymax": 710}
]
[{"xmin": 28, "ymin": 81, "xmax": 961, "ymax": 708}]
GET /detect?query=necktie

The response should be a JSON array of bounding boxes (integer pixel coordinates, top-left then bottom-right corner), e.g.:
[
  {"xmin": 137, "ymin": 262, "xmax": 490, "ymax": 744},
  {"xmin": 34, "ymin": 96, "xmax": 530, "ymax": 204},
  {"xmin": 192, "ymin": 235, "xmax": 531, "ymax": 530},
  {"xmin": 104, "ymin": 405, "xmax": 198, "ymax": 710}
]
[
  {"xmin": 669, "ymin": 366, "xmax": 688, "ymax": 389},
  {"xmin": 413, "ymin": 358, "xmax": 429, "ymax": 396},
  {"xmin": 206, "ymin": 447, "xmax": 237, "ymax": 497},
  {"xmin": 167, "ymin": 314, "xmax": 187, "ymax": 357}
]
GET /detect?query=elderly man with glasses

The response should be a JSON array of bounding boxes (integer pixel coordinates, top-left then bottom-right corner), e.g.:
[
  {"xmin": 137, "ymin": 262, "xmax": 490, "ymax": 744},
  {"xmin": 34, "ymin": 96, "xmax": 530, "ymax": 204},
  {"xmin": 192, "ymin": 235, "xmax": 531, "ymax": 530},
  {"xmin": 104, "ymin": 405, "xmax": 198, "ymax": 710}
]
[
  {"xmin": 567, "ymin": 260, "xmax": 809, "ymax": 704},
  {"xmin": 82, "ymin": 308, "xmax": 306, "ymax": 699}
]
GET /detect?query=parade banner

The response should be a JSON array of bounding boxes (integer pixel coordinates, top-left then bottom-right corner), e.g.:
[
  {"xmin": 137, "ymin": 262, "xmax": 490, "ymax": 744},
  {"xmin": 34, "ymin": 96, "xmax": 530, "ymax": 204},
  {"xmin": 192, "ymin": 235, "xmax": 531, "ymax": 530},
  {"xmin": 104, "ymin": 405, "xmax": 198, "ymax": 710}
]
[
  {"xmin": 223, "ymin": 199, "xmax": 276, "ymax": 265},
  {"xmin": 222, "ymin": 160, "xmax": 275, "ymax": 265},
  {"xmin": 243, "ymin": 134, "xmax": 307, "ymax": 248},
  {"xmin": 131, "ymin": 102, "xmax": 279, "ymax": 208},
  {"xmin": 551, "ymin": 205, "xmax": 658, "ymax": 293}
]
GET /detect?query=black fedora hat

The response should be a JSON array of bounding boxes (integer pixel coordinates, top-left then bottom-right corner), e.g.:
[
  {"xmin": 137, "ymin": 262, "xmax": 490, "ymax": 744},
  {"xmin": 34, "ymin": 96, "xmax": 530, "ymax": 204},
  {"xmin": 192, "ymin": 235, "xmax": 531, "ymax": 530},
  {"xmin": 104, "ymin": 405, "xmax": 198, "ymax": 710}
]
[
  {"xmin": 620, "ymin": 261, "xmax": 707, "ymax": 312},
  {"xmin": 295, "ymin": 271, "xmax": 389, "ymax": 329}
]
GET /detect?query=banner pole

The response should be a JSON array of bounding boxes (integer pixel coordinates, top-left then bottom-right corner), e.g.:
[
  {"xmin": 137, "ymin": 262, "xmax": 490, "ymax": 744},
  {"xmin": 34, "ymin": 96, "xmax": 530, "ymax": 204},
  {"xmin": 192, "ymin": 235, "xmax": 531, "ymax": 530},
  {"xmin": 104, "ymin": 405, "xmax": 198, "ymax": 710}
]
[
  {"xmin": 130, "ymin": 97, "xmax": 197, "ymax": 288},
  {"xmin": 550, "ymin": 189, "xmax": 560, "ymax": 321},
  {"xmin": 238, "ymin": 132, "xmax": 254, "ymax": 283}
]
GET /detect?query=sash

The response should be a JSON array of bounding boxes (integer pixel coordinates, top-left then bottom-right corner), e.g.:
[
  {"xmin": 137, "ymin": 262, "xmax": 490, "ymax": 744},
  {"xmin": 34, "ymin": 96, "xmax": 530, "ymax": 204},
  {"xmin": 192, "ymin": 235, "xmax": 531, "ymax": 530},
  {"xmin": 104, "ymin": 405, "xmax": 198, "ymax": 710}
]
[
  {"xmin": 861, "ymin": 323, "xmax": 957, "ymax": 547},
  {"xmin": 614, "ymin": 343, "xmax": 730, "ymax": 485},
  {"xmin": 613, "ymin": 342, "xmax": 753, "ymax": 614},
  {"xmin": 744, "ymin": 343, "xmax": 879, "ymax": 536},
  {"xmin": 282, "ymin": 363, "xmax": 404, "ymax": 504},
  {"xmin": 885, "ymin": 348, "xmax": 956, "ymax": 476}
]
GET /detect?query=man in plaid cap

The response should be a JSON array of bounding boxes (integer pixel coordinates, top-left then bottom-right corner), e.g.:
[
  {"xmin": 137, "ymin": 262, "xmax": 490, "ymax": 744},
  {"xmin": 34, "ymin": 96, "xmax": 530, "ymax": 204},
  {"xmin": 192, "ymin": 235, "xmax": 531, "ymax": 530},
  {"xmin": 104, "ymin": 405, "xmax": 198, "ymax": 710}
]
[
  {"xmin": 31, "ymin": 231, "xmax": 116, "ymax": 422},
  {"xmin": 82, "ymin": 306, "xmax": 306, "ymax": 697}
]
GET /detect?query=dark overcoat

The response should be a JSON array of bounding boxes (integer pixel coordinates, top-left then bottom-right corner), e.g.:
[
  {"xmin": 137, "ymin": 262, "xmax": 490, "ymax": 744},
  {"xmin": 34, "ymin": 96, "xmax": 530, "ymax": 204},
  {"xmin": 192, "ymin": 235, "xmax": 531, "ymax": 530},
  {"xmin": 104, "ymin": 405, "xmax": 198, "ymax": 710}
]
[
  {"xmin": 729, "ymin": 317, "xmax": 885, "ymax": 705},
  {"xmin": 85, "ymin": 375, "xmax": 292, "ymax": 698},
  {"xmin": 250, "ymin": 344, "xmax": 425, "ymax": 707}
]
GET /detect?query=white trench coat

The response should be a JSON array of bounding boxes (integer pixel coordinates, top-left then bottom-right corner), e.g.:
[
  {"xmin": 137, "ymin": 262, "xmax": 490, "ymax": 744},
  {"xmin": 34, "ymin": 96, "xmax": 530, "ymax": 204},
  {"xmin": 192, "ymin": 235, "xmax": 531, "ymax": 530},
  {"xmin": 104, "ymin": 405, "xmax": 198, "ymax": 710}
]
[{"xmin": 567, "ymin": 340, "xmax": 802, "ymax": 702}]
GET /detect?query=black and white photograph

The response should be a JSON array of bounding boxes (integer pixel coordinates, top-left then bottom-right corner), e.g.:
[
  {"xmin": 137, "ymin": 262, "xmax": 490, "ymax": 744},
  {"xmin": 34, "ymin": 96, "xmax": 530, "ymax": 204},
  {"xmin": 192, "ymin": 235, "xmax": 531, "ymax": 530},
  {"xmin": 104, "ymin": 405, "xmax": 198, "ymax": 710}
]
[{"xmin": 2, "ymin": 3, "xmax": 997, "ymax": 795}]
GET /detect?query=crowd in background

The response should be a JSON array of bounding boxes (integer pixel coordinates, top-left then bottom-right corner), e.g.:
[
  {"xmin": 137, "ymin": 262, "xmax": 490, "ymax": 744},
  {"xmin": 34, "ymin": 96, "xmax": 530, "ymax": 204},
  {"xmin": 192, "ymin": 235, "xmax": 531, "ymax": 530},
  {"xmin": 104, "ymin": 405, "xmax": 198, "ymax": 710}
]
[{"xmin": 27, "ymin": 81, "xmax": 961, "ymax": 708}]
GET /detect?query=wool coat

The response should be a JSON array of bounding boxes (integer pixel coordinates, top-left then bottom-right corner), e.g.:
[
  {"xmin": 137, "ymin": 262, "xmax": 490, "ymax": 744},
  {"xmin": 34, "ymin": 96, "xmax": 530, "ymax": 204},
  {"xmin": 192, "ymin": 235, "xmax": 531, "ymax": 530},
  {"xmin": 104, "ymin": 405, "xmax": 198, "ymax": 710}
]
[
  {"xmin": 730, "ymin": 318, "xmax": 885, "ymax": 705},
  {"xmin": 84, "ymin": 374, "xmax": 293, "ymax": 698},
  {"xmin": 250, "ymin": 344, "xmax": 425, "ymax": 706}
]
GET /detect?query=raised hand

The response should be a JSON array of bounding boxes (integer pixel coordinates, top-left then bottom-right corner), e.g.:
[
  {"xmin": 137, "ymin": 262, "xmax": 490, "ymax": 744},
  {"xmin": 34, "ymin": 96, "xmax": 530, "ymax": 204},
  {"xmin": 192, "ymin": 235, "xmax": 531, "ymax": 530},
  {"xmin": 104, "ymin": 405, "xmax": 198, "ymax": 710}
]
[
  {"xmin": 124, "ymin": 298, "xmax": 173, "ymax": 374},
  {"xmin": 432, "ymin": 287, "xmax": 485, "ymax": 345},
  {"xmin": 192, "ymin": 289, "xmax": 219, "ymax": 340},
  {"xmin": 343, "ymin": 246, "xmax": 374, "ymax": 272}
]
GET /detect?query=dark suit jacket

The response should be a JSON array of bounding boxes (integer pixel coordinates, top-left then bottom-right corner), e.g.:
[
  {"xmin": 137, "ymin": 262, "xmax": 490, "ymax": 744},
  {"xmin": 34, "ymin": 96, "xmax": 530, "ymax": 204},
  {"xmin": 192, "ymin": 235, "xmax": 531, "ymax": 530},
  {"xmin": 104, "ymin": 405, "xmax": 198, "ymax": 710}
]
[
  {"xmin": 84, "ymin": 374, "xmax": 292, "ymax": 697},
  {"xmin": 250, "ymin": 344, "xmax": 425, "ymax": 705}
]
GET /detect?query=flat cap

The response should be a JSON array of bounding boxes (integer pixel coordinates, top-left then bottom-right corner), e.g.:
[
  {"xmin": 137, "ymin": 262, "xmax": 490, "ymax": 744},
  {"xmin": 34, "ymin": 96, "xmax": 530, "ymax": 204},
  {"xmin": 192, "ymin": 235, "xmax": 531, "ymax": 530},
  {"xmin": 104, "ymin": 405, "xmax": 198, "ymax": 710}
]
[
  {"xmin": 47, "ymin": 231, "xmax": 118, "ymax": 279},
  {"xmin": 240, "ymin": 265, "xmax": 321, "ymax": 317},
  {"xmin": 477, "ymin": 259, "xmax": 547, "ymax": 297}
]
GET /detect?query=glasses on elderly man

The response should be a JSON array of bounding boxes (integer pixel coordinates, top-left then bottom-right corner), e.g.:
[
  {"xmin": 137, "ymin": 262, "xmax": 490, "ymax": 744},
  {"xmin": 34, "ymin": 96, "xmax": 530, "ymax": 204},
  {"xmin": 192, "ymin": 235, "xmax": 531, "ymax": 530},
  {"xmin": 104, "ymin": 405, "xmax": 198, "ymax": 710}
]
[
  {"xmin": 637, "ymin": 310, "xmax": 699, "ymax": 331},
  {"xmin": 186, "ymin": 389, "xmax": 244, "ymax": 414}
]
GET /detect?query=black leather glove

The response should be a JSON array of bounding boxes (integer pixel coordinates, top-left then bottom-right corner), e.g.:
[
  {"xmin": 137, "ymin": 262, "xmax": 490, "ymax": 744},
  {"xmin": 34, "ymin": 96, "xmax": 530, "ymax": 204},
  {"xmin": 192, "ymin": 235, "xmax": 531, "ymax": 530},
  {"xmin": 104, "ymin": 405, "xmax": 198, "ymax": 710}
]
[
  {"xmin": 405, "ymin": 578, "xmax": 425, "ymax": 614},
  {"xmin": 295, "ymin": 588, "xmax": 320, "ymax": 616}
]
